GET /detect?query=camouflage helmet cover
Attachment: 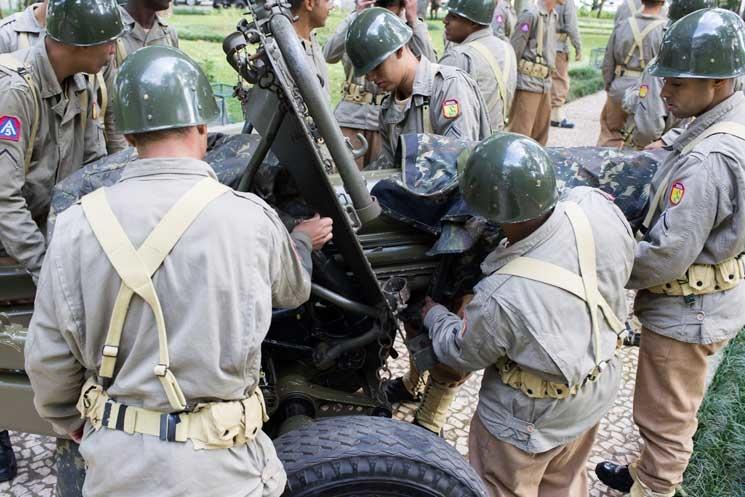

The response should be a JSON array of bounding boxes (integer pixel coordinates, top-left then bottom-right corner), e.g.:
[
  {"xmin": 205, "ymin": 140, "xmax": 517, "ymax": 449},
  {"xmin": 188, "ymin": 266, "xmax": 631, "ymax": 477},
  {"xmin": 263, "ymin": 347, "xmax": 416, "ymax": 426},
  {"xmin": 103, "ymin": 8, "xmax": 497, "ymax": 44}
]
[
  {"xmin": 345, "ymin": 7, "xmax": 413, "ymax": 76},
  {"xmin": 113, "ymin": 46, "xmax": 220, "ymax": 134},
  {"xmin": 648, "ymin": 8, "xmax": 745, "ymax": 78},
  {"xmin": 445, "ymin": 0, "xmax": 497, "ymax": 25},
  {"xmin": 46, "ymin": 0, "xmax": 126, "ymax": 46},
  {"xmin": 459, "ymin": 133, "xmax": 558, "ymax": 224}
]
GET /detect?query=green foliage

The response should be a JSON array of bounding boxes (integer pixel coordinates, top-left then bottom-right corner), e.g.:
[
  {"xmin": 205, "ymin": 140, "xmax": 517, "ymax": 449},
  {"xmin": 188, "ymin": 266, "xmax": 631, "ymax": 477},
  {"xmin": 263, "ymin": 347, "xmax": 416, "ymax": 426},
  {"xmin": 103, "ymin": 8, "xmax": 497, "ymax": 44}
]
[
  {"xmin": 567, "ymin": 66, "xmax": 603, "ymax": 102},
  {"xmin": 682, "ymin": 332, "xmax": 745, "ymax": 497}
]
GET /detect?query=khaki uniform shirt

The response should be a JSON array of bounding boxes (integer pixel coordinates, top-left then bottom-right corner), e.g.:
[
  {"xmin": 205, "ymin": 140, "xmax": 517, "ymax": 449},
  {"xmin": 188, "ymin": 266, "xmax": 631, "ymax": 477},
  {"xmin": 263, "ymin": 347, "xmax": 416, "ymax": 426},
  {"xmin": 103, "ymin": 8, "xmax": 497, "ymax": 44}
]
[
  {"xmin": 439, "ymin": 28, "xmax": 516, "ymax": 132},
  {"xmin": 301, "ymin": 33, "xmax": 330, "ymax": 97},
  {"xmin": 117, "ymin": 7, "xmax": 179, "ymax": 64},
  {"xmin": 613, "ymin": 0, "xmax": 641, "ymax": 25},
  {"xmin": 510, "ymin": 2, "xmax": 557, "ymax": 93},
  {"xmin": 25, "ymin": 158, "xmax": 313, "ymax": 497},
  {"xmin": 621, "ymin": 68, "xmax": 682, "ymax": 148},
  {"xmin": 0, "ymin": 38, "xmax": 108, "ymax": 281},
  {"xmin": 629, "ymin": 92, "xmax": 745, "ymax": 345},
  {"xmin": 0, "ymin": 6, "xmax": 126, "ymax": 154},
  {"xmin": 555, "ymin": 0, "xmax": 581, "ymax": 54},
  {"xmin": 426, "ymin": 187, "xmax": 635, "ymax": 453},
  {"xmin": 0, "ymin": 3, "xmax": 43, "ymax": 52},
  {"xmin": 602, "ymin": 13, "xmax": 665, "ymax": 102},
  {"xmin": 491, "ymin": 0, "xmax": 517, "ymax": 41},
  {"xmin": 323, "ymin": 11, "xmax": 436, "ymax": 130},
  {"xmin": 371, "ymin": 56, "xmax": 491, "ymax": 169}
]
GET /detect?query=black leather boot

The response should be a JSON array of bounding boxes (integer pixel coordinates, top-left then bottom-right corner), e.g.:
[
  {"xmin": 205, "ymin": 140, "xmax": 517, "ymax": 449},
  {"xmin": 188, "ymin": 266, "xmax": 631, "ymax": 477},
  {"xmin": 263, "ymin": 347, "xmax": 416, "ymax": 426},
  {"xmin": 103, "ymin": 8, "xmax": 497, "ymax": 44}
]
[
  {"xmin": 595, "ymin": 461, "xmax": 633, "ymax": 493},
  {"xmin": 382, "ymin": 377, "xmax": 419, "ymax": 403},
  {"xmin": 0, "ymin": 430, "xmax": 17, "ymax": 483}
]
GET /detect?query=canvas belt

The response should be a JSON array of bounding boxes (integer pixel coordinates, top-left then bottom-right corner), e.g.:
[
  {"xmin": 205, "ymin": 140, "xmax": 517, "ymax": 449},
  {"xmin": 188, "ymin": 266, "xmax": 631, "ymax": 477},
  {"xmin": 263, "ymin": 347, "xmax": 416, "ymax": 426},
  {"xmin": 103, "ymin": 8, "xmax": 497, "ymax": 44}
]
[
  {"xmin": 77, "ymin": 377, "xmax": 268, "ymax": 449},
  {"xmin": 518, "ymin": 59, "xmax": 550, "ymax": 79},
  {"xmin": 341, "ymin": 81, "xmax": 387, "ymax": 105},
  {"xmin": 647, "ymin": 255, "xmax": 745, "ymax": 296},
  {"xmin": 557, "ymin": 32, "xmax": 569, "ymax": 42},
  {"xmin": 80, "ymin": 177, "xmax": 230, "ymax": 411},
  {"xmin": 493, "ymin": 202, "xmax": 625, "ymax": 399},
  {"xmin": 467, "ymin": 40, "xmax": 513, "ymax": 124},
  {"xmin": 615, "ymin": 65, "xmax": 643, "ymax": 78}
]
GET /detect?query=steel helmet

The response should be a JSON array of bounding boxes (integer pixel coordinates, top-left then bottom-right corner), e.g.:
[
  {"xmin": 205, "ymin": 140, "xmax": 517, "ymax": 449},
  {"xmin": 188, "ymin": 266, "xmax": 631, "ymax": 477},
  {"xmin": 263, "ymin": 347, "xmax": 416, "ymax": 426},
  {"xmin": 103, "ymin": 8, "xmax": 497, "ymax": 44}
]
[
  {"xmin": 346, "ymin": 8, "xmax": 413, "ymax": 76},
  {"xmin": 667, "ymin": 0, "xmax": 716, "ymax": 22},
  {"xmin": 46, "ymin": 0, "xmax": 126, "ymax": 46},
  {"xmin": 446, "ymin": 0, "xmax": 496, "ymax": 25}
]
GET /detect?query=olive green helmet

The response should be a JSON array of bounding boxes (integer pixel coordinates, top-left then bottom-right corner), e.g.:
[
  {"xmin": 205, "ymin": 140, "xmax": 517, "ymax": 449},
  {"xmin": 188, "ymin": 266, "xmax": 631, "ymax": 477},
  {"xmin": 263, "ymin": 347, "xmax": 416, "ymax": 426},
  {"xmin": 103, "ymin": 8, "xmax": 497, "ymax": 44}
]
[
  {"xmin": 667, "ymin": 0, "xmax": 716, "ymax": 22},
  {"xmin": 445, "ymin": 0, "xmax": 496, "ymax": 25},
  {"xmin": 46, "ymin": 0, "xmax": 126, "ymax": 46},
  {"xmin": 459, "ymin": 133, "xmax": 558, "ymax": 224},
  {"xmin": 346, "ymin": 8, "xmax": 413, "ymax": 76},
  {"xmin": 648, "ymin": 8, "xmax": 745, "ymax": 79},
  {"xmin": 113, "ymin": 46, "xmax": 220, "ymax": 134}
]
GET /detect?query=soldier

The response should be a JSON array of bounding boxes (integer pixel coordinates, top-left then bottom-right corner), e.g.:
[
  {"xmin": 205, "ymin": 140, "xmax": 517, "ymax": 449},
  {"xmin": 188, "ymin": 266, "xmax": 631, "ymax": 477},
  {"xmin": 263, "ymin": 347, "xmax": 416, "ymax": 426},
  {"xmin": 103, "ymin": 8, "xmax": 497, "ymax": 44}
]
[
  {"xmin": 440, "ymin": 0, "xmax": 517, "ymax": 132},
  {"xmin": 597, "ymin": 0, "xmax": 665, "ymax": 147},
  {"xmin": 491, "ymin": 0, "xmax": 517, "ymax": 40},
  {"xmin": 116, "ymin": 0, "xmax": 180, "ymax": 66},
  {"xmin": 345, "ymin": 7, "xmax": 491, "ymax": 170},
  {"xmin": 323, "ymin": 0, "xmax": 436, "ymax": 168},
  {"xmin": 290, "ymin": 0, "xmax": 332, "ymax": 94},
  {"xmin": 507, "ymin": 0, "xmax": 561, "ymax": 146},
  {"xmin": 620, "ymin": 0, "xmax": 715, "ymax": 149},
  {"xmin": 25, "ymin": 45, "xmax": 333, "ymax": 497},
  {"xmin": 550, "ymin": 0, "xmax": 581, "ymax": 129},
  {"xmin": 614, "ymin": 0, "xmax": 642, "ymax": 25},
  {"xmin": 0, "ymin": 0, "xmax": 127, "ymax": 153},
  {"xmin": 596, "ymin": 9, "xmax": 745, "ymax": 497},
  {"xmin": 422, "ymin": 132, "xmax": 634, "ymax": 496}
]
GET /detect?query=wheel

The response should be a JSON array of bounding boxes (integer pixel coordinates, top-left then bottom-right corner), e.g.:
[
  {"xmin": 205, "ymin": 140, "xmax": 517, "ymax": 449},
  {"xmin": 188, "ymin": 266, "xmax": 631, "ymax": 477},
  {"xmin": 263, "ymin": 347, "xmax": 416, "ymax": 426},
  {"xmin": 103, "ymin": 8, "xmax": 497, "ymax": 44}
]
[{"xmin": 275, "ymin": 416, "xmax": 488, "ymax": 497}]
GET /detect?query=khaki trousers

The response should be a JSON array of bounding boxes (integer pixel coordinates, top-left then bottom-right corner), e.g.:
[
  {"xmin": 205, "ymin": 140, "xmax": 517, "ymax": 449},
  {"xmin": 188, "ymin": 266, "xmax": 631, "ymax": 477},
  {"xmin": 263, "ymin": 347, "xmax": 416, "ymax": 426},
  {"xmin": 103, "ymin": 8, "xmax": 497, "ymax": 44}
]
[
  {"xmin": 632, "ymin": 328, "xmax": 730, "ymax": 495},
  {"xmin": 469, "ymin": 414, "xmax": 599, "ymax": 497},
  {"xmin": 597, "ymin": 94, "xmax": 628, "ymax": 147},
  {"xmin": 508, "ymin": 89, "xmax": 551, "ymax": 146},
  {"xmin": 341, "ymin": 126, "xmax": 383, "ymax": 170},
  {"xmin": 550, "ymin": 52, "xmax": 570, "ymax": 121}
]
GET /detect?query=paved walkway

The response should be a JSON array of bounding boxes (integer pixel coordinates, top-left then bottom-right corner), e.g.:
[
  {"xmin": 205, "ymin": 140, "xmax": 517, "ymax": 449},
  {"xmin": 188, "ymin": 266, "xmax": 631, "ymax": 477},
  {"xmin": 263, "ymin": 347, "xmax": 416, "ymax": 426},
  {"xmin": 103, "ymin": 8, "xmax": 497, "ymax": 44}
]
[{"xmin": 1, "ymin": 92, "xmax": 641, "ymax": 497}]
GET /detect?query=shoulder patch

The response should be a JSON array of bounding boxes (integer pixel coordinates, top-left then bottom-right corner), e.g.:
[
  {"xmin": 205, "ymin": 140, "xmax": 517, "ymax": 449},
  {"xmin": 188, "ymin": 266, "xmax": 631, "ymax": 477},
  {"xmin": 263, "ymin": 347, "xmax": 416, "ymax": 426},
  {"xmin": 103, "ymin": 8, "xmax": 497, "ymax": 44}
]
[
  {"xmin": 520, "ymin": 22, "xmax": 530, "ymax": 32},
  {"xmin": 669, "ymin": 180, "xmax": 685, "ymax": 206},
  {"xmin": 0, "ymin": 116, "xmax": 21, "ymax": 142},
  {"xmin": 639, "ymin": 84, "xmax": 648, "ymax": 98},
  {"xmin": 442, "ymin": 99, "xmax": 460, "ymax": 119},
  {"xmin": 495, "ymin": 14, "xmax": 504, "ymax": 23}
]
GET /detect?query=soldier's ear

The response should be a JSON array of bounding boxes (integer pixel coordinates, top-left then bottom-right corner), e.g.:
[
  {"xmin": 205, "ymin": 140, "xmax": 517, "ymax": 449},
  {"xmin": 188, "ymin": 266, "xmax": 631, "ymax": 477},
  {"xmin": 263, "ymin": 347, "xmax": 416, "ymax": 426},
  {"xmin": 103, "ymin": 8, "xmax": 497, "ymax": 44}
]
[{"xmin": 305, "ymin": 0, "xmax": 315, "ymax": 12}]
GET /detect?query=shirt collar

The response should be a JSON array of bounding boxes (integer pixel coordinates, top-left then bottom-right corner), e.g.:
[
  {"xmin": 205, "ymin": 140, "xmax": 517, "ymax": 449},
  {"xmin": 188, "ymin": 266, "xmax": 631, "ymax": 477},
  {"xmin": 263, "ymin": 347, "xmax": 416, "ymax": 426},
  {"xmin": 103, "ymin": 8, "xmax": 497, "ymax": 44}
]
[
  {"xmin": 411, "ymin": 56, "xmax": 436, "ymax": 97},
  {"xmin": 15, "ymin": 3, "xmax": 44, "ymax": 33},
  {"xmin": 119, "ymin": 158, "xmax": 218, "ymax": 182},
  {"xmin": 672, "ymin": 92, "xmax": 745, "ymax": 153},
  {"xmin": 462, "ymin": 27, "xmax": 492, "ymax": 44},
  {"xmin": 480, "ymin": 201, "xmax": 566, "ymax": 274},
  {"xmin": 32, "ymin": 36, "xmax": 87, "ymax": 99}
]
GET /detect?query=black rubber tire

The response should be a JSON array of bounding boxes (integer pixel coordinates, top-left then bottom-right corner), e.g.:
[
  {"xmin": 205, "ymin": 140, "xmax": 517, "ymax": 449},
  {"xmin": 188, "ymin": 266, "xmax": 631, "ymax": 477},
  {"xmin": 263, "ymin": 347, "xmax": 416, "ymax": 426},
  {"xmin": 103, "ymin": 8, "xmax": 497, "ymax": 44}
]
[{"xmin": 275, "ymin": 416, "xmax": 488, "ymax": 497}]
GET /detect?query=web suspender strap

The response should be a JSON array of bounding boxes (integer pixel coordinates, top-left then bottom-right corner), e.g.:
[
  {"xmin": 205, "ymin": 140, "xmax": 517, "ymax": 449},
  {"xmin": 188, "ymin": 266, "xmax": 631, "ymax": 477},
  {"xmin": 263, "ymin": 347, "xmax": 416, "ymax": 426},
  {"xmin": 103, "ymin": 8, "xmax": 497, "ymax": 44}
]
[
  {"xmin": 115, "ymin": 38, "xmax": 127, "ymax": 67},
  {"xmin": 17, "ymin": 32, "xmax": 30, "ymax": 50},
  {"xmin": 96, "ymin": 71, "xmax": 108, "ymax": 122},
  {"xmin": 496, "ymin": 203, "xmax": 625, "ymax": 367},
  {"xmin": 81, "ymin": 177, "xmax": 230, "ymax": 411},
  {"xmin": 468, "ymin": 40, "xmax": 513, "ymax": 123},
  {"xmin": 536, "ymin": 15, "xmax": 544, "ymax": 61},
  {"xmin": 0, "ymin": 53, "xmax": 40, "ymax": 174},
  {"xmin": 624, "ymin": 17, "xmax": 665, "ymax": 69},
  {"xmin": 640, "ymin": 121, "xmax": 745, "ymax": 235}
]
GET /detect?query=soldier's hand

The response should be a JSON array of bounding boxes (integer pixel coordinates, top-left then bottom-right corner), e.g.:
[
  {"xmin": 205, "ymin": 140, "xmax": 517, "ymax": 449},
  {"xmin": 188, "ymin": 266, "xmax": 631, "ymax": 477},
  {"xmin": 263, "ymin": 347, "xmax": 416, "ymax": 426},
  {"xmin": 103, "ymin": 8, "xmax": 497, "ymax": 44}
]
[
  {"xmin": 404, "ymin": 0, "xmax": 418, "ymax": 24},
  {"xmin": 644, "ymin": 139, "xmax": 664, "ymax": 150},
  {"xmin": 575, "ymin": 50, "xmax": 582, "ymax": 62},
  {"xmin": 293, "ymin": 214, "xmax": 334, "ymax": 251},
  {"xmin": 356, "ymin": 0, "xmax": 375, "ymax": 11}
]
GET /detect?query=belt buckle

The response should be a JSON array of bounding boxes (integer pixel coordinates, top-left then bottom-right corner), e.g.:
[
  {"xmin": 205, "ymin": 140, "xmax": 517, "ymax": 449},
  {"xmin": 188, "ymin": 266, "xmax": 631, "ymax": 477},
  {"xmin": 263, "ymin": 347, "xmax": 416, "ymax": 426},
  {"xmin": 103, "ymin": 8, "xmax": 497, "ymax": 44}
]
[{"xmin": 159, "ymin": 413, "xmax": 181, "ymax": 442}]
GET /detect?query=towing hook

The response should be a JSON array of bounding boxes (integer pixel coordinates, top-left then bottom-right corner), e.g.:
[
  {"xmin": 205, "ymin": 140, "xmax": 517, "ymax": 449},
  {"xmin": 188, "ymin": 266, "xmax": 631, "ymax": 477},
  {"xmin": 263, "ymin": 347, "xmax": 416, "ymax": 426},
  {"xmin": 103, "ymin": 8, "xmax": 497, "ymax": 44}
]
[{"xmin": 345, "ymin": 133, "xmax": 369, "ymax": 161}]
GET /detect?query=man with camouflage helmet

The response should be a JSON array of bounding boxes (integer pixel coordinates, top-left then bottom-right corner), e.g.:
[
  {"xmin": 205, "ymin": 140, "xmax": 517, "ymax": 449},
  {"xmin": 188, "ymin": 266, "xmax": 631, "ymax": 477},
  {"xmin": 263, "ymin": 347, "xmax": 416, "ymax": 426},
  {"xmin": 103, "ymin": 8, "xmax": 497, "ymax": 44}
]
[
  {"xmin": 422, "ymin": 132, "xmax": 635, "ymax": 496},
  {"xmin": 507, "ymin": 0, "xmax": 562, "ymax": 145},
  {"xmin": 550, "ymin": 0, "xmax": 581, "ymax": 129},
  {"xmin": 25, "ymin": 45, "xmax": 333, "ymax": 497},
  {"xmin": 323, "ymin": 0, "xmax": 436, "ymax": 168},
  {"xmin": 596, "ymin": 9, "xmax": 745, "ymax": 497},
  {"xmin": 440, "ymin": 0, "xmax": 517, "ymax": 131},
  {"xmin": 346, "ymin": 7, "xmax": 491, "ymax": 170},
  {"xmin": 598, "ymin": 0, "xmax": 666, "ymax": 147}
]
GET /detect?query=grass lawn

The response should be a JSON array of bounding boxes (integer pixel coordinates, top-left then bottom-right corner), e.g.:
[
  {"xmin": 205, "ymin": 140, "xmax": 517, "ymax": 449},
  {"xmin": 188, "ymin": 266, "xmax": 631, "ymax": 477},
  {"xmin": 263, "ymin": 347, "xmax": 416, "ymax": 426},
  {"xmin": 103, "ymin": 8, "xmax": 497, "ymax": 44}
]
[{"xmin": 170, "ymin": 7, "xmax": 611, "ymax": 122}]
